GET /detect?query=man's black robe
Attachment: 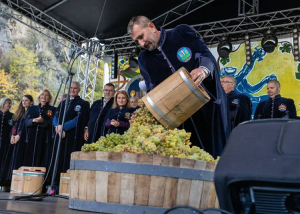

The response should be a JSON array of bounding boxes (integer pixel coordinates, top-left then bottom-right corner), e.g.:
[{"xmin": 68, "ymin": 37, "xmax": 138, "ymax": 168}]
[
  {"xmin": 227, "ymin": 91, "xmax": 252, "ymax": 130},
  {"xmin": 52, "ymin": 96, "xmax": 89, "ymax": 179},
  {"xmin": 87, "ymin": 98, "xmax": 113, "ymax": 144},
  {"xmin": 138, "ymin": 24, "xmax": 230, "ymax": 158},
  {"xmin": 254, "ymin": 94, "xmax": 296, "ymax": 119}
]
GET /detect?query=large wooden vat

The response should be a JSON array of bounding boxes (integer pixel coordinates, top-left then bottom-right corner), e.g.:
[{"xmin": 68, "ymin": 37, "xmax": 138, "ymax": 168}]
[
  {"xmin": 69, "ymin": 151, "xmax": 218, "ymax": 214},
  {"xmin": 142, "ymin": 67, "xmax": 210, "ymax": 129}
]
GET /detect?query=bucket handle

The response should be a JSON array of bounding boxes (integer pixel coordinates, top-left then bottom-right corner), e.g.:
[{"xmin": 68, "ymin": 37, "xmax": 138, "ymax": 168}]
[{"xmin": 178, "ymin": 68, "xmax": 208, "ymax": 103}]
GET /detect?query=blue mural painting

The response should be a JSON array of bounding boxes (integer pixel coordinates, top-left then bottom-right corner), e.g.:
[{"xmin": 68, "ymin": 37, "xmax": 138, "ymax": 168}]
[{"xmin": 220, "ymin": 46, "xmax": 278, "ymax": 117}]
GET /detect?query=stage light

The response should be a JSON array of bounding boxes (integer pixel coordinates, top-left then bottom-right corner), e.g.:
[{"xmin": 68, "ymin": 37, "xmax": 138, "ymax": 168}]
[
  {"xmin": 129, "ymin": 56, "xmax": 138, "ymax": 69},
  {"xmin": 217, "ymin": 36, "xmax": 232, "ymax": 59},
  {"xmin": 261, "ymin": 29, "xmax": 278, "ymax": 53},
  {"xmin": 293, "ymin": 28, "xmax": 299, "ymax": 61},
  {"xmin": 245, "ymin": 34, "xmax": 252, "ymax": 66},
  {"xmin": 111, "ymin": 51, "xmax": 118, "ymax": 79}
]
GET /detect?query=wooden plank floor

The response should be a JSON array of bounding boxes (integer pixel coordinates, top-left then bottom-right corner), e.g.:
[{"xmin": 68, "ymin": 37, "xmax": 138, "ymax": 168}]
[{"xmin": 0, "ymin": 192, "xmax": 102, "ymax": 214}]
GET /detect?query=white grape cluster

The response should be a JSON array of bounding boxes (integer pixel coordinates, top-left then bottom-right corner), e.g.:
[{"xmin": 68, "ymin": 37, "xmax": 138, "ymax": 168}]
[{"xmin": 82, "ymin": 103, "xmax": 217, "ymax": 163}]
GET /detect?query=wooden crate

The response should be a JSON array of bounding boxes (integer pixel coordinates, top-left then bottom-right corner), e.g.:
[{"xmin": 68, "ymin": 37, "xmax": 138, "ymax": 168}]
[
  {"xmin": 59, "ymin": 170, "xmax": 70, "ymax": 196},
  {"xmin": 142, "ymin": 67, "xmax": 210, "ymax": 129},
  {"xmin": 69, "ymin": 151, "xmax": 218, "ymax": 214}
]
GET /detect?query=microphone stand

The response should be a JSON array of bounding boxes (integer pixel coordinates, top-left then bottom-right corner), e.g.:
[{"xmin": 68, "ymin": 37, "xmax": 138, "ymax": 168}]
[
  {"xmin": 53, "ymin": 77, "xmax": 67, "ymax": 107},
  {"xmin": 13, "ymin": 49, "xmax": 84, "ymax": 201}
]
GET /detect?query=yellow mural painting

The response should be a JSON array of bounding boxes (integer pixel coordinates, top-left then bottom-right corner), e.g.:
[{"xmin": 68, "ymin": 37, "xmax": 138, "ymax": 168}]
[{"xmin": 224, "ymin": 42, "xmax": 300, "ymax": 113}]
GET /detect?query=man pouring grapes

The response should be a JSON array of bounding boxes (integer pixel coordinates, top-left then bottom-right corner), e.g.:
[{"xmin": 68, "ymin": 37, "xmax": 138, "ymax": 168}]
[{"xmin": 127, "ymin": 16, "xmax": 230, "ymax": 158}]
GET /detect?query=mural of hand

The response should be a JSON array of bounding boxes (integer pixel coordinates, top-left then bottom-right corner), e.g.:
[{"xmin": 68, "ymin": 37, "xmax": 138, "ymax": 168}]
[{"xmin": 268, "ymin": 74, "xmax": 277, "ymax": 81}]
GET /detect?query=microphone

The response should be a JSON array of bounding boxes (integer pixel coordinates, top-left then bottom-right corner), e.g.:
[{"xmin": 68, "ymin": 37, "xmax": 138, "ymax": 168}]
[
  {"xmin": 283, "ymin": 110, "xmax": 290, "ymax": 119},
  {"xmin": 76, "ymin": 48, "xmax": 87, "ymax": 56}
]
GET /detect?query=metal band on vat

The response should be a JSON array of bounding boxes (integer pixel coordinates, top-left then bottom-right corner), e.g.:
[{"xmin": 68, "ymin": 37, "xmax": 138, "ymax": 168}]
[{"xmin": 145, "ymin": 93, "xmax": 177, "ymax": 128}]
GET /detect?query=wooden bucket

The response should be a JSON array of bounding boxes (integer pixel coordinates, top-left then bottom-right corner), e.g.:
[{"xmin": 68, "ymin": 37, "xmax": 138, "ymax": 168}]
[
  {"xmin": 59, "ymin": 170, "xmax": 70, "ymax": 196},
  {"xmin": 10, "ymin": 170, "xmax": 23, "ymax": 194},
  {"xmin": 21, "ymin": 167, "xmax": 46, "ymax": 195},
  {"xmin": 69, "ymin": 151, "xmax": 219, "ymax": 214},
  {"xmin": 142, "ymin": 67, "xmax": 210, "ymax": 129}
]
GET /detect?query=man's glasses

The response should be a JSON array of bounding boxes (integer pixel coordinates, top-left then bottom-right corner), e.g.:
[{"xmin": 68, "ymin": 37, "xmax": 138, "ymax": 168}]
[
  {"xmin": 220, "ymin": 80, "xmax": 233, "ymax": 84},
  {"xmin": 104, "ymin": 89, "xmax": 114, "ymax": 92}
]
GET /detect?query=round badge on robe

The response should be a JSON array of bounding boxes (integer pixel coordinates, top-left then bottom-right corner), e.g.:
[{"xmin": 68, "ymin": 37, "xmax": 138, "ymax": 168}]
[
  {"xmin": 46, "ymin": 110, "xmax": 53, "ymax": 117},
  {"xmin": 74, "ymin": 105, "xmax": 81, "ymax": 112},
  {"xmin": 177, "ymin": 47, "xmax": 192, "ymax": 62},
  {"xmin": 278, "ymin": 104, "xmax": 287, "ymax": 112},
  {"xmin": 125, "ymin": 112, "xmax": 131, "ymax": 119},
  {"xmin": 232, "ymin": 99, "xmax": 240, "ymax": 105},
  {"xmin": 8, "ymin": 119, "xmax": 13, "ymax": 126}
]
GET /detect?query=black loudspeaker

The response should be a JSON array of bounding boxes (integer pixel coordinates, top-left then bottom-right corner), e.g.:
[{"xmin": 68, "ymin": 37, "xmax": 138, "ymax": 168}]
[
  {"xmin": 111, "ymin": 52, "xmax": 118, "ymax": 79},
  {"xmin": 214, "ymin": 119, "xmax": 300, "ymax": 214}
]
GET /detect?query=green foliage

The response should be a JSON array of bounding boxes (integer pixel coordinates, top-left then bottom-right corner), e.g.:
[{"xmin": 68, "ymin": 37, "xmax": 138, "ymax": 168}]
[
  {"xmin": 279, "ymin": 43, "xmax": 291, "ymax": 53},
  {"xmin": 220, "ymin": 57, "xmax": 230, "ymax": 65},
  {"xmin": 93, "ymin": 60, "xmax": 104, "ymax": 101},
  {"xmin": 0, "ymin": 69, "xmax": 18, "ymax": 98}
]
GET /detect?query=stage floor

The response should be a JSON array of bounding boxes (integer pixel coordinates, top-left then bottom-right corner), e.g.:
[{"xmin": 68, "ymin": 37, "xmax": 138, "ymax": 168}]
[{"xmin": 0, "ymin": 192, "xmax": 101, "ymax": 214}]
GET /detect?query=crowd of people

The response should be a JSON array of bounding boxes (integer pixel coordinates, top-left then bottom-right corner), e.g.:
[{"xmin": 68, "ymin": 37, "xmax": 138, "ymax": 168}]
[
  {"xmin": 0, "ymin": 15, "xmax": 297, "ymax": 192},
  {"xmin": 0, "ymin": 81, "xmax": 139, "ymax": 190},
  {"xmin": 127, "ymin": 15, "xmax": 297, "ymax": 158}
]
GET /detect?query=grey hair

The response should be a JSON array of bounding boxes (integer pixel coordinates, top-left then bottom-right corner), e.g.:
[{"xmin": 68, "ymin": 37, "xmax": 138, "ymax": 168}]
[
  {"xmin": 268, "ymin": 79, "xmax": 280, "ymax": 88},
  {"xmin": 127, "ymin": 16, "xmax": 151, "ymax": 35},
  {"xmin": 130, "ymin": 97, "xmax": 139, "ymax": 102},
  {"xmin": 72, "ymin": 81, "xmax": 81, "ymax": 91},
  {"xmin": 222, "ymin": 75, "xmax": 237, "ymax": 86},
  {"xmin": 0, "ymin": 97, "xmax": 12, "ymax": 110}
]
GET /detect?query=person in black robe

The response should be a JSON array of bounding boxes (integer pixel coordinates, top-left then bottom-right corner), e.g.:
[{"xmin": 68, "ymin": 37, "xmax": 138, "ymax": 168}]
[
  {"xmin": 221, "ymin": 75, "xmax": 252, "ymax": 130},
  {"xmin": 84, "ymin": 83, "xmax": 115, "ymax": 144},
  {"xmin": 127, "ymin": 16, "xmax": 230, "ymax": 158},
  {"xmin": 105, "ymin": 91, "xmax": 135, "ymax": 135},
  {"xmin": 4, "ymin": 95, "xmax": 34, "ymax": 180},
  {"xmin": 130, "ymin": 97, "xmax": 141, "ymax": 111},
  {"xmin": 0, "ymin": 98, "xmax": 14, "ymax": 187},
  {"xmin": 23, "ymin": 89, "xmax": 56, "ymax": 169},
  {"xmin": 52, "ymin": 81, "xmax": 89, "ymax": 181},
  {"xmin": 254, "ymin": 80, "xmax": 296, "ymax": 119}
]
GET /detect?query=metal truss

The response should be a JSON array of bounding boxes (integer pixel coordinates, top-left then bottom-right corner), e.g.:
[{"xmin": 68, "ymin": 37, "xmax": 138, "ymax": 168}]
[
  {"xmin": 1, "ymin": 0, "xmax": 87, "ymax": 48},
  {"xmin": 99, "ymin": 0, "xmax": 215, "ymax": 56},
  {"xmin": 76, "ymin": 50, "xmax": 99, "ymax": 103},
  {"xmin": 238, "ymin": 0, "xmax": 259, "ymax": 16},
  {"xmin": 192, "ymin": 7, "xmax": 300, "ymax": 45},
  {"xmin": 98, "ymin": 7, "xmax": 300, "ymax": 55}
]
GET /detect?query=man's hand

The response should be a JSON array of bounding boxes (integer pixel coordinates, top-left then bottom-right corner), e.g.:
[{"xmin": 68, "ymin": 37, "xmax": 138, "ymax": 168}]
[
  {"xmin": 84, "ymin": 128, "xmax": 89, "ymax": 141},
  {"xmin": 56, "ymin": 125, "xmax": 62, "ymax": 133},
  {"xmin": 62, "ymin": 131, "xmax": 66, "ymax": 138},
  {"xmin": 190, "ymin": 67, "xmax": 208, "ymax": 86}
]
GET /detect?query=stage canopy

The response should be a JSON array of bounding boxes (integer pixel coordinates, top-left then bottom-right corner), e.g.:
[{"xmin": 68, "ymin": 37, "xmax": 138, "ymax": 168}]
[{"xmin": 2, "ymin": 0, "xmax": 300, "ymax": 42}]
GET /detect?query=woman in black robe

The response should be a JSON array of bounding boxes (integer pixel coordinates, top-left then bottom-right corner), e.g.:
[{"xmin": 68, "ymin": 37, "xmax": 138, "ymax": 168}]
[
  {"xmin": 105, "ymin": 91, "xmax": 134, "ymax": 135},
  {"xmin": 0, "ymin": 98, "xmax": 14, "ymax": 186},
  {"xmin": 23, "ymin": 89, "xmax": 56, "ymax": 168},
  {"xmin": 6, "ymin": 95, "xmax": 34, "ymax": 177}
]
